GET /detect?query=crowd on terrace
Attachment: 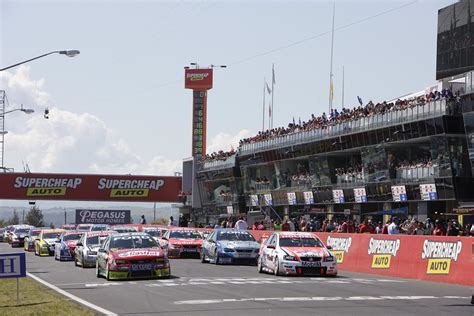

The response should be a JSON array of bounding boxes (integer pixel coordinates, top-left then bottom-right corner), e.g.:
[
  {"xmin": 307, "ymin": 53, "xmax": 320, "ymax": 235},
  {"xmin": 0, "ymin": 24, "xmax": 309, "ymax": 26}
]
[{"xmin": 203, "ymin": 88, "xmax": 458, "ymax": 163}]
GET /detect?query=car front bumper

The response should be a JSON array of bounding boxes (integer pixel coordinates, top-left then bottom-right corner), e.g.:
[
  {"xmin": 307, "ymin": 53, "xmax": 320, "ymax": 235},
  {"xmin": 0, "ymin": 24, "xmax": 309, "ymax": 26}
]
[
  {"xmin": 278, "ymin": 260, "xmax": 338, "ymax": 276},
  {"xmin": 107, "ymin": 267, "xmax": 170, "ymax": 280}
]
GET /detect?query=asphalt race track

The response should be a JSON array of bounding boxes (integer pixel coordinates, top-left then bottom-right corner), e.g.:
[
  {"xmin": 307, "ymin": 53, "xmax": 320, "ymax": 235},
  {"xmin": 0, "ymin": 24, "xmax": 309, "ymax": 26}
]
[{"xmin": 2, "ymin": 243, "xmax": 472, "ymax": 315}]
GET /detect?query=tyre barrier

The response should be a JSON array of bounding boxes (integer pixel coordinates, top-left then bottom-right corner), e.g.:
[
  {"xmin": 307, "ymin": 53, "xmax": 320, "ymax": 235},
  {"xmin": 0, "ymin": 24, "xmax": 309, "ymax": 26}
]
[{"xmin": 249, "ymin": 230, "xmax": 474, "ymax": 286}]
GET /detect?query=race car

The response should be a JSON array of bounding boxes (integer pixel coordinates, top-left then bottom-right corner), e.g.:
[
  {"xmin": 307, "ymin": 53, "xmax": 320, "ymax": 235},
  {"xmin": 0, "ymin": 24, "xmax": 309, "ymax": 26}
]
[
  {"xmin": 111, "ymin": 226, "xmax": 138, "ymax": 234},
  {"xmin": 24, "ymin": 228, "xmax": 48, "ymax": 251},
  {"xmin": 9, "ymin": 225, "xmax": 34, "ymax": 247},
  {"xmin": 141, "ymin": 226, "xmax": 167, "ymax": 242},
  {"xmin": 61, "ymin": 224, "xmax": 77, "ymax": 231},
  {"xmin": 89, "ymin": 224, "xmax": 110, "ymax": 232},
  {"xmin": 54, "ymin": 231, "xmax": 84, "ymax": 261},
  {"xmin": 75, "ymin": 231, "xmax": 114, "ymax": 268},
  {"xmin": 2, "ymin": 225, "xmax": 16, "ymax": 243},
  {"xmin": 160, "ymin": 228, "xmax": 203, "ymax": 258},
  {"xmin": 34, "ymin": 229, "xmax": 64, "ymax": 256},
  {"xmin": 200, "ymin": 229, "xmax": 260, "ymax": 265},
  {"xmin": 96, "ymin": 232, "xmax": 170, "ymax": 280},
  {"xmin": 258, "ymin": 232, "xmax": 337, "ymax": 276},
  {"xmin": 76, "ymin": 224, "xmax": 93, "ymax": 231}
]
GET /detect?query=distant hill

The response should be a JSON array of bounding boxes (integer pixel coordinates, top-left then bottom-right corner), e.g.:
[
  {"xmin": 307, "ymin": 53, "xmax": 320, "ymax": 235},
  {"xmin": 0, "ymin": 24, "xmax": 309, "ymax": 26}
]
[{"xmin": 0, "ymin": 205, "xmax": 181, "ymax": 227}]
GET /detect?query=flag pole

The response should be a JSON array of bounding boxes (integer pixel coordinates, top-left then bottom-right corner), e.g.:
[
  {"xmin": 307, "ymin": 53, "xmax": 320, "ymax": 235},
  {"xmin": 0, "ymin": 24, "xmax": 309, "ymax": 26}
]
[
  {"xmin": 329, "ymin": 2, "xmax": 335, "ymax": 114},
  {"xmin": 262, "ymin": 78, "xmax": 266, "ymax": 132}
]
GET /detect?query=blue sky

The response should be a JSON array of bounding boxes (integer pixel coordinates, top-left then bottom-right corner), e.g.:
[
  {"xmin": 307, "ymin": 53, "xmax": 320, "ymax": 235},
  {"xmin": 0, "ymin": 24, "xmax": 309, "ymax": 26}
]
[{"xmin": 0, "ymin": 0, "xmax": 456, "ymax": 177}]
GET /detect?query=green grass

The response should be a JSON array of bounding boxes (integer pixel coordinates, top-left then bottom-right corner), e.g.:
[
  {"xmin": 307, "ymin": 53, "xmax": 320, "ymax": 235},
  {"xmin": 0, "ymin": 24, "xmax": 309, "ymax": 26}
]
[{"xmin": 0, "ymin": 277, "xmax": 96, "ymax": 316}]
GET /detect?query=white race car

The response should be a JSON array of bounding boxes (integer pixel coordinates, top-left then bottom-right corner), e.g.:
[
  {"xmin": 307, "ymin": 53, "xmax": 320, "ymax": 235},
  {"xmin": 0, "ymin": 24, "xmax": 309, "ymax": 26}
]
[{"xmin": 258, "ymin": 232, "xmax": 337, "ymax": 276}]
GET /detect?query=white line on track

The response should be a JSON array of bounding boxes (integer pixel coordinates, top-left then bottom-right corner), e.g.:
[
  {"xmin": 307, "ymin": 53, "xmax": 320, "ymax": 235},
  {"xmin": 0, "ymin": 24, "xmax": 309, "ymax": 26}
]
[
  {"xmin": 27, "ymin": 272, "xmax": 117, "ymax": 315},
  {"xmin": 174, "ymin": 295, "xmax": 468, "ymax": 305}
]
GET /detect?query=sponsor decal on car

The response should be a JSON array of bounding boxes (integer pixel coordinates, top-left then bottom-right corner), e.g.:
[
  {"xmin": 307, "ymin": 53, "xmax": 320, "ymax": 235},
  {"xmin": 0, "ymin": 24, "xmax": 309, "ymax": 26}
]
[
  {"xmin": 326, "ymin": 236, "xmax": 352, "ymax": 263},
  {"xmin": 421, "ymin": 240, "xmax": 462, "ymax": 275},
  {"xmin": 368, "ymin": 238, "xmax": 400, "ymax": 269},
  {"xmin": 117, "ymin": 250, "xmax": 162, "ymax": 257}
]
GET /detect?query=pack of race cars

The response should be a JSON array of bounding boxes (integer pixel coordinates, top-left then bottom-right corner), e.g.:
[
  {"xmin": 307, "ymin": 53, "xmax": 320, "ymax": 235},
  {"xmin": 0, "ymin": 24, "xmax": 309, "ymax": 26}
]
[{"xmin": 2, "ymin": 224, "xmax": 337, "ymax": 280}]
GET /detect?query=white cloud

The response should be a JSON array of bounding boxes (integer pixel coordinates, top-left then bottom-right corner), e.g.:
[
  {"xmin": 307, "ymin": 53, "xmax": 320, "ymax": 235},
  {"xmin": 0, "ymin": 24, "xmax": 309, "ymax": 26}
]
[
  {"xmin": 1, "ymin": 66, "xmax": 181, "ymax": 175},
  {"xmin": 206, "ymin": 129, "xmax": 251, "ymax": 154}
]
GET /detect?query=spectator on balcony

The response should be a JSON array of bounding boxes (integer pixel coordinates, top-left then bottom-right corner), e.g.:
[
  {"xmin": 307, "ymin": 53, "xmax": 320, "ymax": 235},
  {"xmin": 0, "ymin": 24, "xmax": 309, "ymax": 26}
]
[
  {"xmin": 257, "ymin": 222, "xmax": 265, "ymax": 230},
  {"xmin": 432, "ymin": 220, "xmax": 446, "ymax": 236},
  {"xmin": 359, "ymin": 219, "xmax": 374, "ymax": 234},
  {"xmin": 388, "ymin": 218, "xmax": 400, "ymax": 235},
  {"xmin": 375, "ymin": 222, "xmax": 383, "ymax": 234},
  {"xmin": 235, "ymin": 217, "xmax": 248, "ymax": 230},
  {"xmin": 309, "ymin": 219, "xmax": 320, "ymax": 232},
  {"xmin": 446, "ymin": 221, "xmax": 459, "ymax": 236},
  {"xmin": 282, "ymin": 220, "xmax": 291, "ymax": 231},
  {"xmin": 273, "ymin": 220, "xmax": 282, "ymax": 231}
]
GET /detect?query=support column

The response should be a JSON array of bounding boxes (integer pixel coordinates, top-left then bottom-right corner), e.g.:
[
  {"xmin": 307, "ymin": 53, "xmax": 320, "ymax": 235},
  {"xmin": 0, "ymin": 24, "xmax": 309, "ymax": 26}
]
[
  {"xmin": 283, "ymin": 206, "xmax": 289, "ymax": 221},
  {"xmin": 417, "ymin": 202, "xmax": 428, "ymax": 222},
  {"xmin": 327, "ymin": 204, "xmax": 335, "ymax": 221}
]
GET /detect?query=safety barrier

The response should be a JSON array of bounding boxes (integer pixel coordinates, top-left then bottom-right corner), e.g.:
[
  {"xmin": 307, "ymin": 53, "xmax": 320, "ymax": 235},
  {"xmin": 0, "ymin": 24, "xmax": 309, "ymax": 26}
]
[{"xmin": 248, "ymin": 230, "xmax": 474, "ymax": 286}]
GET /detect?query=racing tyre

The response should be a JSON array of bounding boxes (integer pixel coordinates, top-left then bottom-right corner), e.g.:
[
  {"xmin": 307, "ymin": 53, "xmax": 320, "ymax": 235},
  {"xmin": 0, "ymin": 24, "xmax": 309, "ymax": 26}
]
[
  {"xmin": 257, "ymin": 257, "xmax": 264, "ymax": 274},
  {"xmin": 74, "ymin": 257, "xmax": 79, "ymax": 267},
  {"xmin": 214, "ymin": 251, "xmax": 220, "ymax": 265},
  {"xmin": 96, "ymin": 263, "xmax": 101, "ymax": 278},
  {"xmin": 105, "ymin": 265, "xmax": 111, "ymax": 281},
  {"xmin": 34, "ymin": 245, "xmax": 39, "ymax": 256},
  {"xmin": 274, "ymin": 259, "xmax": 280, "ymax": 276}
]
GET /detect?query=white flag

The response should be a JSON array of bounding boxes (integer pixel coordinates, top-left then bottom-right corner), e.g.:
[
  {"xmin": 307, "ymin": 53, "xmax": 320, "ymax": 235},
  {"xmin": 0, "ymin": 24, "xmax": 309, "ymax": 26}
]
[
  {"xmin": 272, "ymin": 64, "xmax": 276, "ymax": 85},
  {"xmin": 265, "ymin": 80, "xmax": 271, "ymax": 94}
]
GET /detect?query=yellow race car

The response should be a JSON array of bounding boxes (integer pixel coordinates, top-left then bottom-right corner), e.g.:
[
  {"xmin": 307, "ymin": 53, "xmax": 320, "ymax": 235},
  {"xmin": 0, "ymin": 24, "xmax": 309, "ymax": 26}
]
[{"xmin": 34, "ymin": 229, "xmax": 64, "ymax": 256}]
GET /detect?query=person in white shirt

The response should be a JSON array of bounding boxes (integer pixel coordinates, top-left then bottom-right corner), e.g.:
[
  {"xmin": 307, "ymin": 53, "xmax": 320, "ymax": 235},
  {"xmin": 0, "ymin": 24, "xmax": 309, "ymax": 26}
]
[
  {"xmin": 388, "ymin": 218, "xmax": 400, "ymax": 235},
  {"xmin": 234, "ymin": 217, "xmax": 248, "ymax": 230}
]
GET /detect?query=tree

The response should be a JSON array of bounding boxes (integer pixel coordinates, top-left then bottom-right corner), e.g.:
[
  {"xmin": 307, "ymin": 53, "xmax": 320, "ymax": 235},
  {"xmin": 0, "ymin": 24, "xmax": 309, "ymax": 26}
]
[
  {"xmin": 26, "ymin": 206, "xmax": 44, "ymax": 227},
  {"xmin": 0, "ymin": 219, "xmax": 6, "ymax": 227},
  {"xmin": 8, "ymin": 210, "xmax": 20, "ymax": 225}
]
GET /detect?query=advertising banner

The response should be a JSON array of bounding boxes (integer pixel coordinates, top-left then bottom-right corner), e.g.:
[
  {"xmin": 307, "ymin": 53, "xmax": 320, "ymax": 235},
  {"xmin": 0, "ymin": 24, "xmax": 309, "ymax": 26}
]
[
  {"xmin": 332, "ymin": 189, "xmax": 345, "ymax": 204},
  {"xmin": 184, "ymin": 68, "xmax": 213, "ymax": 90},
  {"xmin": 287, "ymin": 192, "xmax": 297, "ymax": 205},
  {"xmin": 420, "ymin": 184, "xmax": 438, "ymax": 201},
  {"xmin": 75, "ymin": 209, "xmax": 131, "ymax": 225},
  {"xmin": 0, "ymin": 173, "xmax": 182, "ymax": 202},
  {"xmin": 391, "ymin": 185, "xmax": 407, "ymax": 202},
  {"xmin": 263, "ymin": 193, "xmax": 273, "ymax": 206},
  {"xmin": 303, "ymin": 191, "xmax": 314, "ymax": 204},
  {"xmin": 353, "ymin": 187, "xmax": 367, "ymax": 203}
]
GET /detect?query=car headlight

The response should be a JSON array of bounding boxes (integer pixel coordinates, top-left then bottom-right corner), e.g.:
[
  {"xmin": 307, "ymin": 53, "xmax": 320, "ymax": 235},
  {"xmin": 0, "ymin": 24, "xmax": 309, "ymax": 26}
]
[
  {"xmin": 283, "ymin": 255, "xmax": 298, "ymax": 261},
  {"xmin": 325, "ymin": 256, "xmax": 335, "ymax": 262},
  {"xmin": 115, "ymin": 259, "xmax": 128, "ymax": 264},
  {"xmin": 223, "ymin": 248, "xmax": 235, "ymax": 253}
]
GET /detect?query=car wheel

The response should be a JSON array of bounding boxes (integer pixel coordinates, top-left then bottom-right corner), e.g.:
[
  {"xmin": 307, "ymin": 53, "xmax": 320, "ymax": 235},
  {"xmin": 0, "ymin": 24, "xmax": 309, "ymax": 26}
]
[
  {"xmin": 96, "ymin": 263, "xmax": 101, "ymax": 278},
  {"xmin": 257, "ymin": 257, "xmax": 264, "ymax": 273},
  {"xmin": 105, "ymin": 264, "xmax": 111, "ymax": 281},
  {"xmin": 34, "ymin": 245, "xmax": 39, "ymax": 256},
  {"xmin": 274, "ymin": 258, "xmax": 280, "ymax": 276},
  {"xmin": 81, "ymin": 257, "xmax": 86, "ymax": 268},
  {"xmin": 214, "ymin": 251, "xmax": 220, "ymax": 265},
  {"xmin": 74, "ymin": 256, "xmax": 79, "ymax": 267}
]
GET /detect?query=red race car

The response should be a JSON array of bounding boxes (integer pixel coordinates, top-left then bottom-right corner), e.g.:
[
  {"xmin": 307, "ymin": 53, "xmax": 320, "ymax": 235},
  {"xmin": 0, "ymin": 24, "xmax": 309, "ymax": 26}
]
[{"xmin": 160, "ymin": 228, "xmax": 203, "ymax": 258}]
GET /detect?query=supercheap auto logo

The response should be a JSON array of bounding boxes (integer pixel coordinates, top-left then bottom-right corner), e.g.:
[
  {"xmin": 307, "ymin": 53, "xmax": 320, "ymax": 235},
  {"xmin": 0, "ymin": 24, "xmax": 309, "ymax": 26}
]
[
  {"xmin": 98, "ymin": 178, "xmax": 164, "ymax": 198},
  {"xmin": 368, "ymin": 238, "xmax": 400, "ymax": 269},
  {"xmin": 186, "ymin": 72, "xmax": 209, "ymax": 81},
  {"xmin": 14, "ymin": 176, "xmax": 82, "ymax": 197},
  {"xmin": 421, "ymin": 240, "xmax": 462, "ymax": 275},
  {"xmin": 326, "ymin": 236, "xmax": 352, "ymax": 263}
]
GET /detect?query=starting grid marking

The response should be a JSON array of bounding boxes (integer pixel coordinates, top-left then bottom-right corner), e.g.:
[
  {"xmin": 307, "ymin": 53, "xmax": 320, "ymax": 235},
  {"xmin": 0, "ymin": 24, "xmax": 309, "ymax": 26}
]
[
  {"xmin": 174, "ymin": 295, "xmax": 471, "ymax": 305},
  {"xmin": 79, "ymin": 277, "xmax": 407, "ymax": 288}
]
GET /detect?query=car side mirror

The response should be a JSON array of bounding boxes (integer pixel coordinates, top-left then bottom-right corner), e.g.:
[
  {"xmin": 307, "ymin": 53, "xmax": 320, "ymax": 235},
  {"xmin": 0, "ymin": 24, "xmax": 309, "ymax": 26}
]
[
  {"xmin": 76, "ymin": 242, "xmax": 83, "ymax": 247},
  {"xmin": 162, "ymin": 237, "xmax": 168, "ymax": 241},
  {"xmin": 267, "ymin": 245, "xmax": 275, "ymax": 249},
  {"xmin": 98, "ymin": 248, "xmax": 106, "ymax": 253},
  {"xmin": 326, "ymin": 245, "xmax": 332, "ymax": 250},
  {"xmin": 56, "ymin": 239, "xmax": 61, "ymax": 243}
]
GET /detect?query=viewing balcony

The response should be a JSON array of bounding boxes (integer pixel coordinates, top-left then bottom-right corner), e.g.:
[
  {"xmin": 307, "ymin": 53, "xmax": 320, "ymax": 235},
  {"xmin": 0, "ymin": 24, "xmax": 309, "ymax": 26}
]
[{"xmin": 239, "ymin": 99, "xmax": 450, "ymax": 155}]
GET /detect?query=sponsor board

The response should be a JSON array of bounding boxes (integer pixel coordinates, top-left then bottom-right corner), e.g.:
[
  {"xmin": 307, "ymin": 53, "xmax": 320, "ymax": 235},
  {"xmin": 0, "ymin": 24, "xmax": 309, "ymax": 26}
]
[
  {"xmin": 368, "ymin": 238, "xmax": 400, "ymax": 269},
  {"xmin": 353, "ymin": 187, "xmax": 367, "ymax": 203},
  {"xmin": 332, "ymin": 190, "xmax": 345, "ymax": 204},
  {"xmin": 421, "ymin": 240, "xmax": 462, "ymax": 275},
  {"xmin": 287, "ymin": 192, "xmax": 297, "ymax": 205},
  {"xmin": 303, "ymin": 191, "xmax": 314, "ymax": 204},
  {"xmin": 326, "ymin": 236, "xmax": 352, "ymax": 264},
  {"xmin": 184, "ymin": 68, "xmax": 213, "ymax": 90},
  {"xmin": 264, "ymin": 193, "xmax": 273, "ymax": 206},
  {"xmin": 0, "ymin": 173, "xmax": 181, "ymax": 202},
  {"xmin": 420, "ymin": 184, "xmax": 438, "ymax": 201},
  {"xmin": 75, "ymin": 209, "xmax": 131, "ymax": 225},
  {"xmin": 391, "ymin": 185, "xmax": 407, "ymax": 202}
]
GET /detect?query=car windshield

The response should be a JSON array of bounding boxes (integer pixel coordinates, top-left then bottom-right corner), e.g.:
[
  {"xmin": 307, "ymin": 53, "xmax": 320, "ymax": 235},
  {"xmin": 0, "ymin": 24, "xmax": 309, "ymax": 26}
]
[
  {"xmin": 86, "ymin": 236, "xmax": 101, "ymax": 246},
  {"xmin": 217, "ymin": 232, "xmax": 256, "ymax": 241},
  {"xmin": 91, "ymin": 226, "xmax": 108, "ymax": 231},
  {"xmin": 30, "ymin": 231, "xmax": 41, "ymax": 237},
  {"xmin": 63, "ymin": 226, "xmax": 76, "ymax": 230},
  {"xmin": 113, "ymin": 228, "xmax": 137, "ymax": 233},
  {"xmin": 279, "ymin": 237, "xmax": 324, "ymax": 248},
  {"xmin": 110, "ymin": 235, "xmax": 158, "ymax": 249},
  {"xmin": 43, "ymin": 232, "xmax": 59, "ymax": 239},
  {"xmin": 169, "ymin": 231, "xmax": 201, "ymax": 239},
  {"xmin": 144, "ymin": 230, "xmax": 160, "ymax": 237},
  {"xmin": 14, "ymin": 229, "xmax": 30, "ymax": 234},
  {"xmin": 63, "ymin": 233, "xmax": 82, "ymax": 241}
]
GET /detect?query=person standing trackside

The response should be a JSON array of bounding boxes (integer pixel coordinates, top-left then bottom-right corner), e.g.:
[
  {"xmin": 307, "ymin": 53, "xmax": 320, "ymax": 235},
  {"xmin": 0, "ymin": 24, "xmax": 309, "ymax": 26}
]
[
  {"xmin": 140, "ymin": 215, "xmax": 146, "ymax": 225},
  {"xmin": 234, "ymin": 217, "xmax": 248, "ymax": 230}
]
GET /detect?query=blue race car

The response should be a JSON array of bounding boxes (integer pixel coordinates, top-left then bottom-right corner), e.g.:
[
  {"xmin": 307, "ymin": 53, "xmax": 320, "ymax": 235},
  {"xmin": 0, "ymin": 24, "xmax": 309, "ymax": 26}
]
[
  {"xmin": 54, "ymin": 231, "xmax": 84, "ymax": 261},
  {"xmin": 200, "ymin": 229, "xmax": 260, "ymax": 265}
]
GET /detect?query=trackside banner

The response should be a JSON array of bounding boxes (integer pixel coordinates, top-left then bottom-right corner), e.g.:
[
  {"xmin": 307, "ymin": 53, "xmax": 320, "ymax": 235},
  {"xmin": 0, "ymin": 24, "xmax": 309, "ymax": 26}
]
[
  {"xmin": 75, "ymin": 209, "xmax": 131, "ymax": 225},
  {"xmin": 248, "ymin": 231, "xmax": 474, "ymax": 286},
  {"xmin": 0, "ymin": 173, "xmax": 182, "ymax": 202}
]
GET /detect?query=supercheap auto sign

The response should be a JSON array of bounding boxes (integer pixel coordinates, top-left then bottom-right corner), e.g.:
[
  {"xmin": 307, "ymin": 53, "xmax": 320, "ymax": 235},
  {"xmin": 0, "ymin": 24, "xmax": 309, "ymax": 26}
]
[
  {"xmin": 184, "ymin": 68, "xmax": 213, "ymax": 90},
  {"xmin": 0, "ymin": 173, "xmax": 182, "ymax": 202}
]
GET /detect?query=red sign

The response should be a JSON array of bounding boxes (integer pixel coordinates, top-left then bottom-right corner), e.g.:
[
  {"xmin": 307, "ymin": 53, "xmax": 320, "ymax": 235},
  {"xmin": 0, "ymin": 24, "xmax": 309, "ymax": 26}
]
[
  {"xmin": 185, "ymin": 68, "xmax": 213, "ymax": 90},
  {"xmin": 0, "ymin": 173, "xmax": 182, "ymax": 202}
]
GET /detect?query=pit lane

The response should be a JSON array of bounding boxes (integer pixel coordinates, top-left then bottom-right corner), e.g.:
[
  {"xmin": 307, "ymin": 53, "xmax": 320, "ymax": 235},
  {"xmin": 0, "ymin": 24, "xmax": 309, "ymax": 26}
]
[{"xmin": 2, "ymin": 243, "xmax": 472, "ymax": 315}]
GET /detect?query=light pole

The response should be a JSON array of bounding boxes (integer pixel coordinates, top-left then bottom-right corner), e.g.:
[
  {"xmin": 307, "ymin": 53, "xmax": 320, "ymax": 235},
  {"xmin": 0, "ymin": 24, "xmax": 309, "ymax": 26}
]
[
  {"xmin": 0, "ymin": 91, "xmax": 35, "ymax": 171},
  {"xmin": 0, "ymin": 50, "xmax": 80, "ymax": 72}
]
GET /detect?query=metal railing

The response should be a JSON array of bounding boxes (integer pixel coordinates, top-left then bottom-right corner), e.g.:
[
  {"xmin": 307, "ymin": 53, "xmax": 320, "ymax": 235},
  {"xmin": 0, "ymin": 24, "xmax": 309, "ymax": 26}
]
[
  {"xmin": 239, "ymin": 99, "xmax": 448, "ymax": 155},
  {"xmin": 200, "ymin": 155, "xmax": 236, "ymax": 171}
]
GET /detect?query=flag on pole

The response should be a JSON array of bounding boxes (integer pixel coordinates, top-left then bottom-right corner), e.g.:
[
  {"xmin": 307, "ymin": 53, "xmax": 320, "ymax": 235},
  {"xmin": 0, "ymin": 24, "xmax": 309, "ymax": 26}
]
[
  {"xmin": 330, "ymin": 79, "xmax": 334, "ymax": 102},
  {"xmin": 357, "ymin": 96, "xmax": 363, "ymax": 106},
  {"xmin": 265, "ymin": 80, "xmax": 271, "ymax": 94},
  {"xmin": 269, "ymin": 102, "xmax": 272, "ymax": 118},
  {"xmin": 272, "ymin": 64, "xmax": 276, "ymax": 85}
]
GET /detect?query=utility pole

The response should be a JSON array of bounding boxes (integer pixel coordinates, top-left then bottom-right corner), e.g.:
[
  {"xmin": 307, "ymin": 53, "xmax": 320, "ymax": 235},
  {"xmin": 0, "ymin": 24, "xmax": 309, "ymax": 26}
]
[
  {"xmin": 153, "ymin": 202, "xmax": 156, "ymax": 222},
  {"xmin": 22, "ymin": 209, "xmax": 25, "ymax": 224},
  {"xmin": 64, "ymin": 210, "xmax": 67, "ymax": 225}
]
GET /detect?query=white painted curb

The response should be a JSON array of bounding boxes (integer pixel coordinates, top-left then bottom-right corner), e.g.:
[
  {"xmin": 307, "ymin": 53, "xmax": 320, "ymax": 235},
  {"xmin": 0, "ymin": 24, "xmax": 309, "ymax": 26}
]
[{"xmin": 27, "ymin": 272, "xmax": 117, "ymax": 316}]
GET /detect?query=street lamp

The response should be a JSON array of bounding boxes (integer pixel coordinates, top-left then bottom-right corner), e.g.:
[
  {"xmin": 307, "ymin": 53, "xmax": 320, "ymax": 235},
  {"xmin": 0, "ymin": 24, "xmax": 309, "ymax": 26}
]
[
  {"xmin": 0, "ymin": 101, "xmax": 35, "ymax": 171},
  {"xmin": 0, "ymin": 50, "xmax": 80, "ymax": 72}
]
